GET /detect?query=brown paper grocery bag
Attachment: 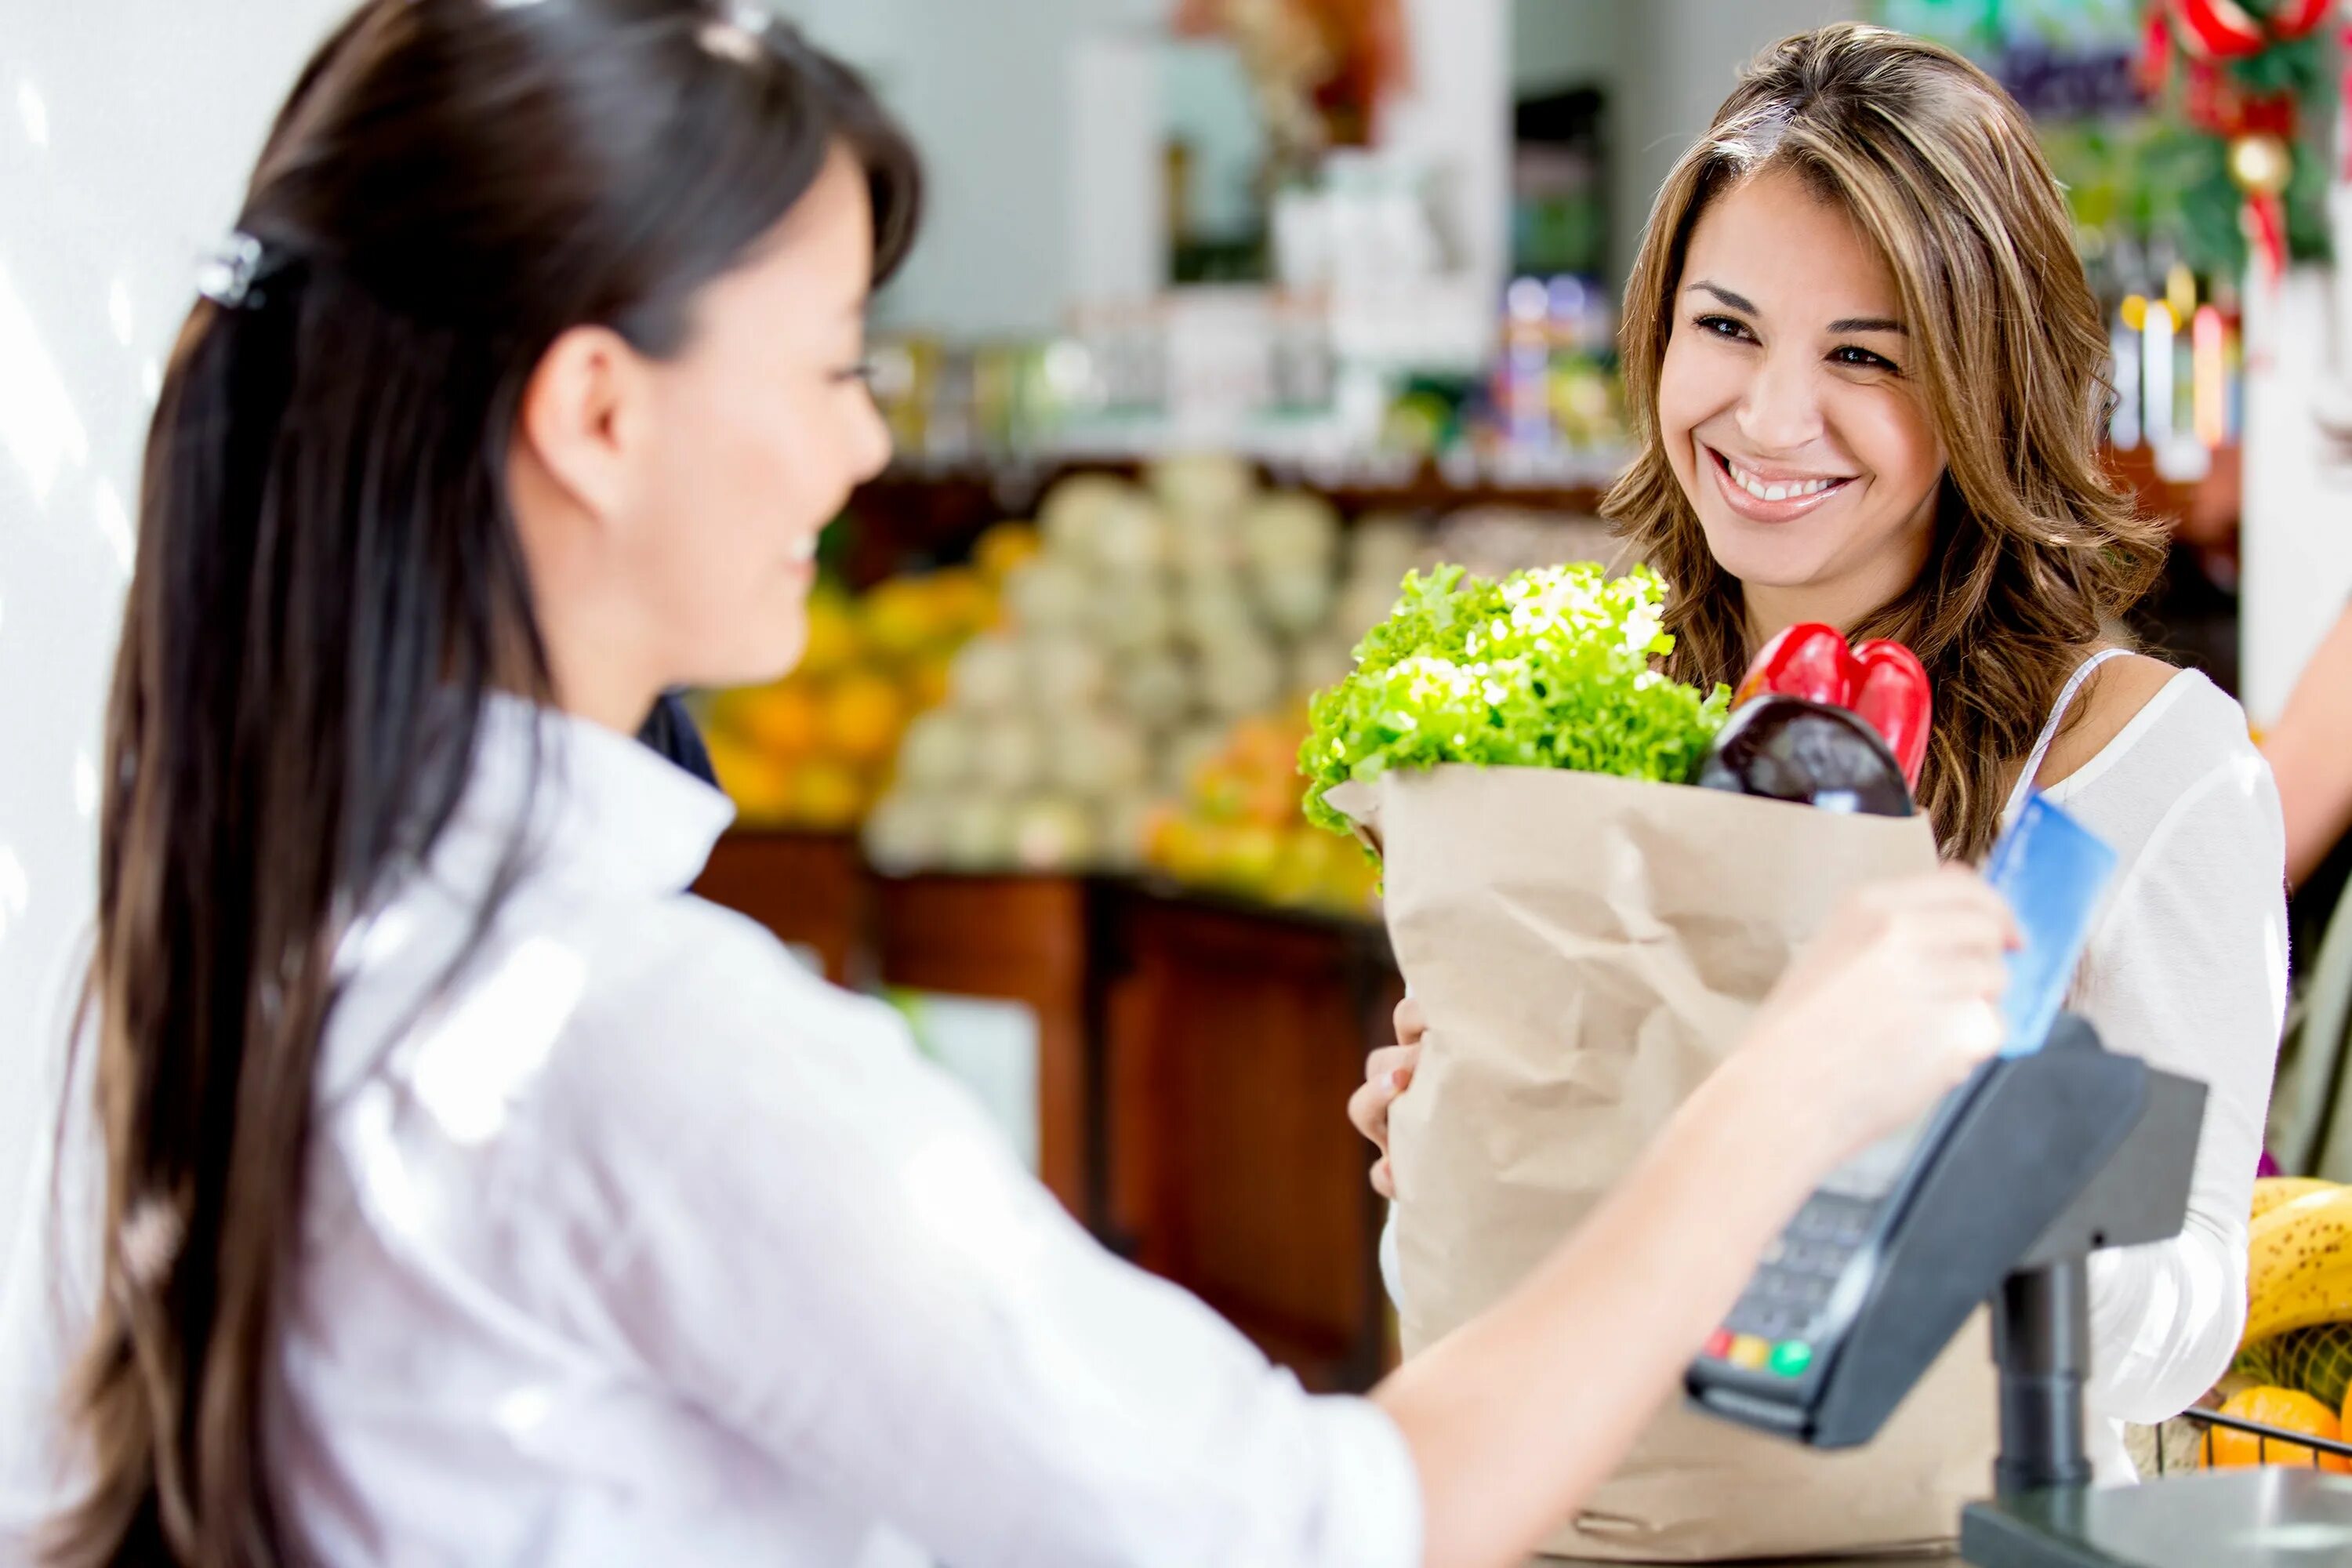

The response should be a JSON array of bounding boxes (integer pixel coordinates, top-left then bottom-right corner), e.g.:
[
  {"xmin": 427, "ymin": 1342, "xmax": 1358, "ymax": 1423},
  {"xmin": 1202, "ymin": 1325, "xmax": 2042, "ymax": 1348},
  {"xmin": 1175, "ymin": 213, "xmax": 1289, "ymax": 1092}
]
[{"xmin": 1330, "ymin": 764, "xmax": 1994, "ymax": 1562}]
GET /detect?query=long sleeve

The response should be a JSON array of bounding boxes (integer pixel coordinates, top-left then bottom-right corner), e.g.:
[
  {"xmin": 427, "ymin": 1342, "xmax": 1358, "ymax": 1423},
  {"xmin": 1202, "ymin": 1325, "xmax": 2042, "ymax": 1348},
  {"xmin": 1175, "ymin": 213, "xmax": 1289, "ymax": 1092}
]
[
  {"xmin": 2071, "ymin": 744, "xmax": 2288, "ymax": 1428},
  {"xmin": 524, "ymin": 916, "xmax": 1426, "ymax": 1568}
]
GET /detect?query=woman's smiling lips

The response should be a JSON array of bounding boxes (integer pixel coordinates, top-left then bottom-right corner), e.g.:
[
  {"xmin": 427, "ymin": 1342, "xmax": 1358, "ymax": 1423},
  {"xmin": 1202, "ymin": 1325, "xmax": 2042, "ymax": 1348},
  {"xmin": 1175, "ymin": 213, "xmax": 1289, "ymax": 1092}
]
[{"xmin": 1704, "ymin": 444, "xmax": 1857, "ymax": 523}]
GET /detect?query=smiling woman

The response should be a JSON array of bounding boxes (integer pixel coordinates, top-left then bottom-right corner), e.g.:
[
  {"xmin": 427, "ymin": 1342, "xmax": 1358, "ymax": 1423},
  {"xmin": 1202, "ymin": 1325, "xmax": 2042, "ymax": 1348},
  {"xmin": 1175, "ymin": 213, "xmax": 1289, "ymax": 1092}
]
[
  {"xmin": 1357, "ymin": 21, "xmax": 2291, "ymax": 1491},
  {"xmin": 1601, "ymin": 21, "xmax": 2289, "ymax": 1483},
  {"xmin": 1607, "ymin": 25, "xmax": 2171, "ymax": 864}
]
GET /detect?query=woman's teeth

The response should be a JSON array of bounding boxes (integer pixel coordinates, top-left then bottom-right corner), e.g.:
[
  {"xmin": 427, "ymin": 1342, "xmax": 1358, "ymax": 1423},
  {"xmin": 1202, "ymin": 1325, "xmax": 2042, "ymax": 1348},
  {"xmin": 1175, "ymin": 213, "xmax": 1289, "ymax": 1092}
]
[{"xmin": 1724, "ymin": 456, "xmax": 1841, "ymax": 503}]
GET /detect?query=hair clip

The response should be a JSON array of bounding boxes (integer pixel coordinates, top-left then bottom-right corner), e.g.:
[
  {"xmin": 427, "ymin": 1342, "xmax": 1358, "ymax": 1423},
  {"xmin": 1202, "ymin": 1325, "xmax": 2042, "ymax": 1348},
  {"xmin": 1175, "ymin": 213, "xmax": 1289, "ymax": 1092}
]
[
  {"xmin": 698, "ymin": 1, "xmax": 773, "ymax": 64},
  {"xmin": 197, "ymin": 231, "xmax": 273, "ymax": 310}
]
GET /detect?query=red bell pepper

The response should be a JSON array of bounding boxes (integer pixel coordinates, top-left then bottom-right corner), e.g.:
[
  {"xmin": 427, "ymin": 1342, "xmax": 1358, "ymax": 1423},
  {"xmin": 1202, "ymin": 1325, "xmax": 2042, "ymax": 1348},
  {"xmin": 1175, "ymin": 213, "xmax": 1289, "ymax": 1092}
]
[
  {"xmin": 1733, "ymin": 622, "xmax": 1857, "ymax": 710},
  {"xmin": 1733, "ymin": 624, "xmax": 1933, "ymax": 791},
  {"xmin": 1850, "ymin": 640, "xmax": 1932, "ymax": 790}
]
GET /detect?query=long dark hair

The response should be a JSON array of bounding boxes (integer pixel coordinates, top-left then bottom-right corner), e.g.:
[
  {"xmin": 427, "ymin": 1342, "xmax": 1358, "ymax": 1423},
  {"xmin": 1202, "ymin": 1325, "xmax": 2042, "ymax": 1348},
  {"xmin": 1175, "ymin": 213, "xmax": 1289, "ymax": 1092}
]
[
  {"xmin": 1606, "ymin": 24, "xmax": 2166, "ymax": 862},
  {"xmin": 53, "ymin": 4, "xmax": 918, "ymax": 1564}
]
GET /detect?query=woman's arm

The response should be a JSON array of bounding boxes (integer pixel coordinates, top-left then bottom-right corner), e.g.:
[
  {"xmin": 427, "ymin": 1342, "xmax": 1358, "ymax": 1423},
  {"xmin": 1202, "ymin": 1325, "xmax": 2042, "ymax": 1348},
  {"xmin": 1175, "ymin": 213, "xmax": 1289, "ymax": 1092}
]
[
  {"xmin": 2264, "ymin": 601, "xmax": 2352, "ymax": 888},
  {"xmin": 2074, "ymin": 746, "xmax": 2288, "ymax": 1424},
  {"xmin": 556, "ymin": 872, "xmax": 2002, "ymax": 1568}
]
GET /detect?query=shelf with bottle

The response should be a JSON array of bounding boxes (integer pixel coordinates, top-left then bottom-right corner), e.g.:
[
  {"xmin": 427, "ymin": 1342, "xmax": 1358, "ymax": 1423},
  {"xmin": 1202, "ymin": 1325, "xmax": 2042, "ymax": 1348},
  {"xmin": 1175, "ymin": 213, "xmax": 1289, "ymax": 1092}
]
[{"xmin": 862, "ymin": 270, "xmax": 1632, "ymax": 492}]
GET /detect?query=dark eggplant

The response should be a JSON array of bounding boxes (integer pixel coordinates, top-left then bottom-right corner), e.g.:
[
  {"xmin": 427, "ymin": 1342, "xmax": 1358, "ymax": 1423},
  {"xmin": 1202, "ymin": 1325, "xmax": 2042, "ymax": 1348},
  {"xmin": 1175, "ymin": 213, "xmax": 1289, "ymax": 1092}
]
[{"xmin": 1695, "ymin": 695, "xmax": 1915, "ymax": 817}]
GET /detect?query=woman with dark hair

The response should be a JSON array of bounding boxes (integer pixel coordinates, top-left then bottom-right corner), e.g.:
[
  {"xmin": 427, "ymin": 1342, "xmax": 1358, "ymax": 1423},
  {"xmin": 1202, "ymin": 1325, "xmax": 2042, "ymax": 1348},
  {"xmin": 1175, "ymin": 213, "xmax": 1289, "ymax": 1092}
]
[{"xmin": 0, "ymin": 4, "xmax": 2013, "ymax": 1565}]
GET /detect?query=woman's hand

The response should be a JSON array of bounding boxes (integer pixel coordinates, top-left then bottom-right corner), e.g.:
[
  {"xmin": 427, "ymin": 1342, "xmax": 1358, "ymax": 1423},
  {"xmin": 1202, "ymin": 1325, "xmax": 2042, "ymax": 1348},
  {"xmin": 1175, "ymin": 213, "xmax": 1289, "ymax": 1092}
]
[
  {"xmin": 1732, "ymin": 866, "xmax": 2017, "ymax": 1163},
  {"xmin": 1348, "ymin": 997, "xmax": 1424, "ymax": 1198}
]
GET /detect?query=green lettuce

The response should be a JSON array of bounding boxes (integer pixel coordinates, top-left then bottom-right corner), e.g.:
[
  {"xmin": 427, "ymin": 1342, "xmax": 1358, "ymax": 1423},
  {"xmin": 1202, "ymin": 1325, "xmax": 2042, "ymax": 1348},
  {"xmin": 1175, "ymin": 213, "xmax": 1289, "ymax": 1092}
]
[{"xmin": 1301, "ymin": 562, "xmax": 1730, "ymax": 838}]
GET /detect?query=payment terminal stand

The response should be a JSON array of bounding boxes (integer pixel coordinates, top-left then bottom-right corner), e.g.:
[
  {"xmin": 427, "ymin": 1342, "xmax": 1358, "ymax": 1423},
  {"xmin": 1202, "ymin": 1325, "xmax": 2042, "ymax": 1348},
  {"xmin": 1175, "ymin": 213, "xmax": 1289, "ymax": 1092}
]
[{"xmin": 1690, "ymin": 1013, "xmax": 2352, "ymax": 1565}]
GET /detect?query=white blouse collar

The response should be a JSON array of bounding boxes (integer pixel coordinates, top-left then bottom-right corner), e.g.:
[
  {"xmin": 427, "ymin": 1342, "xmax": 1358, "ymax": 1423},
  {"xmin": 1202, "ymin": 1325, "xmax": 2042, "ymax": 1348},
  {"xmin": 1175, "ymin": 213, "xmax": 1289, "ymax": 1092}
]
[
  {"xmin": 312, "ymin": 693, "xmax": 735, "ymax": 1111},
  {"xmin": 435, "ymin": 692, "xmax": 737, "ymax": 898}
]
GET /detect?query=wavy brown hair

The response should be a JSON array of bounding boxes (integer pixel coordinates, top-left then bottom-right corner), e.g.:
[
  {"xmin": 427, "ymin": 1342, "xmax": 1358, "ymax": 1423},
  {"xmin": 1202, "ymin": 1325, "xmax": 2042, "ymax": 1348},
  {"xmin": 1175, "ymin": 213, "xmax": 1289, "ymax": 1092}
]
[
  {"xmin": 1604, "ymin": 23, "xmax": 2167, "ymax": 862},
  {"xmin": 49, "ymin": 3, "xmax": 920, "ymax": 1565}
]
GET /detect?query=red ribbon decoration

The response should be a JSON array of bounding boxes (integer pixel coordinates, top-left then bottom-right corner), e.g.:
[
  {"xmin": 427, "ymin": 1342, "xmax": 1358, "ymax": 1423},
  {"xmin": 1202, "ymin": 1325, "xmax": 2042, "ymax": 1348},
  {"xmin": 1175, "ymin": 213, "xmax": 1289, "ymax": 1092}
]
[
  {"xmin": 2270, "ymin": 0, "xmax": 2336, "ymax": 42},
  {"xmin": 2172, "ymin": 0, "xmax": 2335, "ymax": 56},
  {"xmin": 2247, "ymin": 188, "xmax": 2288, "ymax": 281},
  {"xmin": 2174, "ymin": 0, "xmax": 2274, "ymax": 58},
  {"xmin": 2141, "ymin": 2, "xmax": 2176, "ymax": 93},
  {"xmin": 2340, "ymin": 16, "xmax": 2352, "ymax": 183}
]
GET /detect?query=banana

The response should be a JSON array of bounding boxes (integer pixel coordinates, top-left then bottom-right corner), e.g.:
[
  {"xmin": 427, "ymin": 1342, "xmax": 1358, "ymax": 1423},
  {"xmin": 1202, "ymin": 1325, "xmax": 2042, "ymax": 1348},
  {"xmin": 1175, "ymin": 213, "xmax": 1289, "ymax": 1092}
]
[
  {"xmin": 2253, "ymin": 1176, "xmax": 2339, "ymax": 1224},
  {"xmin": 2245, "ymin": 1188, "xmax": 2352, "ymax": 1346}
]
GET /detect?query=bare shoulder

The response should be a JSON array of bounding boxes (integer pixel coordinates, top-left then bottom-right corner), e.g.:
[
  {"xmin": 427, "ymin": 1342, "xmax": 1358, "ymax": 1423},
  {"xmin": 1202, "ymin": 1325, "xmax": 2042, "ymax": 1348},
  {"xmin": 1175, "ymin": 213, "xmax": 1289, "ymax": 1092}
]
[{"xmin": 2035, "ymin": 654, "xmax": 2184, "ymax": 789}]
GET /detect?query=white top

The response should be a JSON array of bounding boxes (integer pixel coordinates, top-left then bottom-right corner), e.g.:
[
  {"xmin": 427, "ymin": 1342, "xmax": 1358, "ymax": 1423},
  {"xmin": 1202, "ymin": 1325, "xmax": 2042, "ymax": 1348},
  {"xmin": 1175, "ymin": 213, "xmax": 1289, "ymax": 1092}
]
[
  {"xmin": 2, "ymin": 698, "xmax": 1423, "ymax": 1567},
  {"xmin": 1381, "ymin": 658, "xmax": 2288, "ymax": 1483}
]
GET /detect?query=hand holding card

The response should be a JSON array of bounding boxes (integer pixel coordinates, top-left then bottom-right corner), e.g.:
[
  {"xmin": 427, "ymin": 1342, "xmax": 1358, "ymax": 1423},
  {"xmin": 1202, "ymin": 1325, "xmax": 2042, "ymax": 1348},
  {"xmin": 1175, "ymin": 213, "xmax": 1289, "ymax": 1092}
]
[{"xmin": 1983, "ymin": 793, "xmax": 2119, "ymax": 1056}]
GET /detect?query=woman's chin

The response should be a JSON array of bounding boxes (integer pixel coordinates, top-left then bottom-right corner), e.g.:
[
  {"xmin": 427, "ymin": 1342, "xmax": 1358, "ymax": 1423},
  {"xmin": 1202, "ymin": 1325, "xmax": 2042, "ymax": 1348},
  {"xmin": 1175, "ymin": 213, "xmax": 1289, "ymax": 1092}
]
[
  {"xmin": 699, "ymin": 632, "xmax": 809, "ymax": 695},
  {"xmin": 1694, "ymin": 517, "xmax": 1838, "ymax": 593}
]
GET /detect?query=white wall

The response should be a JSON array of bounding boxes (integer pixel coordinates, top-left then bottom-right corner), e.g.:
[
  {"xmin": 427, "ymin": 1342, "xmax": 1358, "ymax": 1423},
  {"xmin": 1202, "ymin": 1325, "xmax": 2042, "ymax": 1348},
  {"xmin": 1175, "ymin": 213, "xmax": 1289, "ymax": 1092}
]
[
  {"xmin": 0, "ymin": 0, "xmax": 358, "ymax": 1282},
  {"xmin": 778, "ymin": 0, "xmax": 1150, "ymax": 339},
  {"xmin": 1618, "ymin": 2, "xmax": 1860, "ymax": 275},
  {"xmin": 1512, "ymin": 0, "xmax": 1626, "ymax": 96},
  {"xmin": 1385, "ymin": 0, "xmax": 1511, "ymax": 295}
]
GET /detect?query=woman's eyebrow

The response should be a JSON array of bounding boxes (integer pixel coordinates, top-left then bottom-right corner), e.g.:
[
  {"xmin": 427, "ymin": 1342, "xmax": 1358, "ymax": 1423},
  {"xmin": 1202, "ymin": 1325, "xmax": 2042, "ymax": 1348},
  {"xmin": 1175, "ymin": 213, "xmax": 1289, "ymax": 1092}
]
[
  {"xmin": 1828, "ymin": 314, "xmax": 1907, "ymax": 334},
  {"xmin": 1686, "ymin": 281, "xmax": 1756, "ymax": 313}
]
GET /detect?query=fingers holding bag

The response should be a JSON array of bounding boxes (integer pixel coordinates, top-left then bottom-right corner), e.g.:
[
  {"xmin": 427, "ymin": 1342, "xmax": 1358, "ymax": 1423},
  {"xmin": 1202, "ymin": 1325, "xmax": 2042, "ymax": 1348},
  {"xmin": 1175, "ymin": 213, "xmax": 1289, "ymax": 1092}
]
[{"xmin": 1351, "ymin": 1014, "xmax": 1424, "ymax": 1197}]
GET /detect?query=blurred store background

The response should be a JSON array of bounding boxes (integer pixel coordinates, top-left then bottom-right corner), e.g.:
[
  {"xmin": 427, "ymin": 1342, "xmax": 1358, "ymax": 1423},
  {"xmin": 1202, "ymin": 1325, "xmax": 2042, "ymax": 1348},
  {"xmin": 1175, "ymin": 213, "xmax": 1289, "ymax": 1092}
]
[{"xmin": 8, "ymin": 0, "xmax": 2352, "ymax": 1392}]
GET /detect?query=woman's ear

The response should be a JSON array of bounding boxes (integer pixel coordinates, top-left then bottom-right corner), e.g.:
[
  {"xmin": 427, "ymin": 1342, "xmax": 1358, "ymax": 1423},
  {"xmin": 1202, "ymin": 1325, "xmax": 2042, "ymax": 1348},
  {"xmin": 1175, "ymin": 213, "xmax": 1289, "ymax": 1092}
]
[{"xmin": 514, "ymin": 324, "xmax": 648, "ymax": 528}]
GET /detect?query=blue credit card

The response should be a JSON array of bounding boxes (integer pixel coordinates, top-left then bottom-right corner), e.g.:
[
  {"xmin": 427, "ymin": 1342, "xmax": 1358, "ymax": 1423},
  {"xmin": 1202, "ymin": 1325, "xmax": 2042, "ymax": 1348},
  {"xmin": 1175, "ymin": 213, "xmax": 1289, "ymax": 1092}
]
[{"xmin": 1983, "ymin": 793, "xmax": 2119, "ymax": 1056}]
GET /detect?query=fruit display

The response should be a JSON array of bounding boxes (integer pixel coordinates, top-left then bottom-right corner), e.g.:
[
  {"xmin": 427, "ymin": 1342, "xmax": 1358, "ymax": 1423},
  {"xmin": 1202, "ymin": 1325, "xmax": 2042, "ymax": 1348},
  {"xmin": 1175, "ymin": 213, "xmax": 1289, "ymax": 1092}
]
[
  {"xmin": 865, "ymin": 456, "xmax": 1422, "ymax": 877},
  {"xmin": 2139, "ymin": 1174, "xmax": 2352, "ymax": 1472},
  {"xmin": 1141, "ymin": 706, "xmax": 1381, "ymax": 917},
  {"xmin": 2252, "ymin": 1174, "xmax": 2337, "ymax": 1222},
  {"xmin": 2200, "ymin": 1385, "xmax": 2352, "ymax": 1474},
  {"xmin": 2238, "ymin": 1322, "xmax": 2352, "ymax": 1417},
  {"xmin": 703, "ymin": 560, "xmax": 1007, "ymax": 830},
  {"xmin": 2241, "ymin": 1179, "xmax": 2352, "ymax": 1349}
]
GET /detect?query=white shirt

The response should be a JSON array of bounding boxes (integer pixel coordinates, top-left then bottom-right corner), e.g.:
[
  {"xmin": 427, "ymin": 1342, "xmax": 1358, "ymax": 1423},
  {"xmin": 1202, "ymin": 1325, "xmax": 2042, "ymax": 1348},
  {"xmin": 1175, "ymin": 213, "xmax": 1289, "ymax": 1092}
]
[
  {"xmin": 1377, "ymin": 660, "xmax": 2288, "ymax": 1484},
  {"xmin": 2048, "ymin": 666, "xmax": 2287, "ymax": 1478},
  {"xmin": 2, "ymin": 697, "xmax": 1423, "ymax": 1567}
]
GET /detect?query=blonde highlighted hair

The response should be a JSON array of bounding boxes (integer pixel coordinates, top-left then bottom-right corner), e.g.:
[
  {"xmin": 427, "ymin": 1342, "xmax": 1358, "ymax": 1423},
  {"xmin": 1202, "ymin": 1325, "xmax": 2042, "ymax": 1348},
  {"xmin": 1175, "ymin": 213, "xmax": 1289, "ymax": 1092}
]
[{"xmin": 1605, "ymin": 23, "xmax": 2166, "ymax": 861}]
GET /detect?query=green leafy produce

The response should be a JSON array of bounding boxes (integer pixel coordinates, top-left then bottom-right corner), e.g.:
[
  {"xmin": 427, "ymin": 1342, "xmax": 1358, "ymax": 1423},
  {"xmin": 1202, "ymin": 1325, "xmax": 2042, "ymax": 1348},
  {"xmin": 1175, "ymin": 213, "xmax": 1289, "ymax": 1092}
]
[{"xmin": 1301, "ymin": 562, "xmax": 1730, "ymax": 837}]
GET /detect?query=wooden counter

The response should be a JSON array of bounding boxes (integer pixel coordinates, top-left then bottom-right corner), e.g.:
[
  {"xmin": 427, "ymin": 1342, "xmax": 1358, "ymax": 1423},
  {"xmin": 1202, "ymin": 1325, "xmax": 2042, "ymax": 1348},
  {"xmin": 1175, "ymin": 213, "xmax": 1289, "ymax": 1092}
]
[
  {"xmin": 691, "ymin": 829, "xmax": 866, "ymax": 985},
  {"xmin": 869, "ymin": 870, "xmax": 1107, "ymax": 1223},
  {"xmin": 1102, "ymin": 885, "xmax": 1403, "ymax": 1391}
]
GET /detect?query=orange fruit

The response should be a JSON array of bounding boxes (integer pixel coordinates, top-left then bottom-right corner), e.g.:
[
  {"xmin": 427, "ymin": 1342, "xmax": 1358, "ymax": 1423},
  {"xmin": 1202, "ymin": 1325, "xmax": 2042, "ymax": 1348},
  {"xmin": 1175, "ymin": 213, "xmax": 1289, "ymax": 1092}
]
[
  {"xmin": 822, "ymin": 673, "xmax": 908, "ymax": 766},
  {"xmin": 1138, "ymin": 802, "xmax": 1184, "ymax": 869},
  {"xmin": 975, "ymin": 521, "xmax": 1041, "ymax": 584},
  {"xmin": 2206, "ymin": 1386, "xmax": 2352, "ymax": 1473},
  {"xmin": 789, "ymin": 762, "xmax": 868, "ymax": 832},
  {"xmin": 907, "ymin": 653, "xmax": 953, "ymax": 713},
  {"xmin": 923, "ymin": 567, "xmax": 996, "ymax": 639},
  {"xmin": 861, "ymin": 576, "xmax": 943, "ymax": 661},
  {"xmin": 735, "ymin": 684, "xmax": 822, "ymax": 759}
]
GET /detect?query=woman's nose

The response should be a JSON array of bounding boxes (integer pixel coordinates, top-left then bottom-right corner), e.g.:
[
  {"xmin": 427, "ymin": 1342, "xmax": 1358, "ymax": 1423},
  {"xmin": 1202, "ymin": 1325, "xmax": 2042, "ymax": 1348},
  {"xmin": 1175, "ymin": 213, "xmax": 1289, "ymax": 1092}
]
[
  {"xmin": 1735, "ymin": 350, "xmax": 1825, "ymax": 456},
  {"xmin": 849, "ymin": 389, "xmax": 894, "ymax": 484}
]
